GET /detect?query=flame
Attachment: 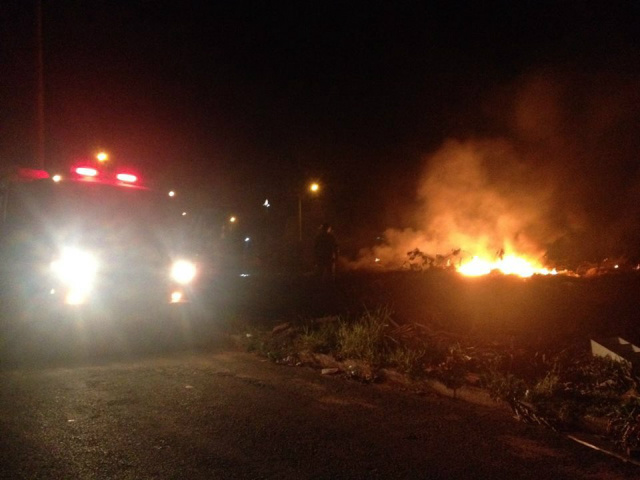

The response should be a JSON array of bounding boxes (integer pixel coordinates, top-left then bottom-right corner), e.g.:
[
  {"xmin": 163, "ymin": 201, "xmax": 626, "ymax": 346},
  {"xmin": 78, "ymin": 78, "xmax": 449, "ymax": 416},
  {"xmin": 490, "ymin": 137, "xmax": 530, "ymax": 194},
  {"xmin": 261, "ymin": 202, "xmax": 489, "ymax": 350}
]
[{"xmin": 457, "ymin": 254, "xmax": 556, "ymax": 278}]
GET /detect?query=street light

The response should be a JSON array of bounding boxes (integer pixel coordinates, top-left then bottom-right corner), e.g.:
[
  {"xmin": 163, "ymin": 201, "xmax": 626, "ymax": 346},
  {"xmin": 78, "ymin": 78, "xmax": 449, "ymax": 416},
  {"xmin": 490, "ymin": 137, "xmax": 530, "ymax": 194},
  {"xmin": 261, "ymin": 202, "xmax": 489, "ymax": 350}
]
[
  {"xmin": 298, "ymin": 181, "xmax": 321, "ymax": 242},
  {"xmin": 96, "ymin": 152, "xmax": 108, "ymax": 163}
]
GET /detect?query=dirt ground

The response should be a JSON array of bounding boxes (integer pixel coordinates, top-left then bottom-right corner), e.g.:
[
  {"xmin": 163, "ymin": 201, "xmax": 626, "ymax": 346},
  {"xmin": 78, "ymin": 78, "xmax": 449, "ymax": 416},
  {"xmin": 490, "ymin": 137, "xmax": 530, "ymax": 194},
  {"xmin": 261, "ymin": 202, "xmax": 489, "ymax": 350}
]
[
  {"xmin": 2, "ymin": 269, "xmax": 639, "ymax": 365},
  {"xmin": 207, "ymin": 270, "xmax": 640, "ymax": 351}
]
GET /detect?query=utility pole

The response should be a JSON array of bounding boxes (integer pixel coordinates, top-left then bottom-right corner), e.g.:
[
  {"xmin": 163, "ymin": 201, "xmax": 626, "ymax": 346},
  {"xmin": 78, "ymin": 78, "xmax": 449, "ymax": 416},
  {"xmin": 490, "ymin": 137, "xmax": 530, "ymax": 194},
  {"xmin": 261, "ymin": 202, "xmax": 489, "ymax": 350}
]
[
  {"xmin": 298, "ymin": 182, "xmax": 320, "ymax": 242},
  {"xmin": 298, "ymin": 194, "xmax": 302, "ymax": 242},
  {"xmin": 36, "ymin": 0, "xmax": 45, "ymax": 170}
]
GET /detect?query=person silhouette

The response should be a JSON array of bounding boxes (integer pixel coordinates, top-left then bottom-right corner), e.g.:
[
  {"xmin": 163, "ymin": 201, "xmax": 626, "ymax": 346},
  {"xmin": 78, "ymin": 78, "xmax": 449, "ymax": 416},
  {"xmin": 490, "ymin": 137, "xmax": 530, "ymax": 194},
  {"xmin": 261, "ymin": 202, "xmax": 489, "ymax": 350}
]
[{"xmin": 314, "ymin": 223, "xmax": 338, "ymax": 280}]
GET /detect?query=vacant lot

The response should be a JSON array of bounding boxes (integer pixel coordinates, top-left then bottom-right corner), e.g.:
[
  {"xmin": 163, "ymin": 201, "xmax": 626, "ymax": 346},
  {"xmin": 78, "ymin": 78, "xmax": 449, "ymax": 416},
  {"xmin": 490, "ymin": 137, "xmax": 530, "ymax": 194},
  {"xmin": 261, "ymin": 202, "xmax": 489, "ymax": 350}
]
[{"xmin": 210, "ymin": 270, "xmax": 640, "ymax": 351}]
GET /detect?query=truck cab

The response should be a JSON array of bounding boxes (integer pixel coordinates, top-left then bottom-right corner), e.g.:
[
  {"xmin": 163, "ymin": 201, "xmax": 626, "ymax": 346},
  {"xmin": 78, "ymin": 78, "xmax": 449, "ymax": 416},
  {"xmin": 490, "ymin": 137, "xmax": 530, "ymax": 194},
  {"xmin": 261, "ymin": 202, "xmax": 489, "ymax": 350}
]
[{"xmin": 0, "ymin": 166, "xmax": 199, "ymax": 316}]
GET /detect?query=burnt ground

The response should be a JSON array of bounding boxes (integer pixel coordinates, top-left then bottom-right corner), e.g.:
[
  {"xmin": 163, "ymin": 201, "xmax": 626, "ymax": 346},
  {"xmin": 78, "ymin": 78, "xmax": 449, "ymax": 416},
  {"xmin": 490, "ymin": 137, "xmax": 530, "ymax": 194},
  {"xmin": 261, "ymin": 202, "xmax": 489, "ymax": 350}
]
[{"xmin": 204, "ymin": 270, "xmax": 640, "ymax": 352}]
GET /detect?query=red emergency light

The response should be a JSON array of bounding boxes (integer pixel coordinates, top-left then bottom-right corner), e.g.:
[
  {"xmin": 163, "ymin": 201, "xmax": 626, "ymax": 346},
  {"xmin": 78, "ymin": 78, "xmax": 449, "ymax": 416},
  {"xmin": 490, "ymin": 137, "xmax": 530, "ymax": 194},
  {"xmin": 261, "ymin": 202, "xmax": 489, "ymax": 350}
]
[
  {"xmin": 116, "ymin": 172, "xmax": 138, "ymax": 183},
  {"xmin": 70, "ymin": 163, "xmax": 144, "ymax": 188},
  {"xmin": 75, "ymin": 167, "xmax": 98, "ymax": 177},
  {"xmin": 15, "ymin": 168, "xmax": 50, "ymax": 181}
]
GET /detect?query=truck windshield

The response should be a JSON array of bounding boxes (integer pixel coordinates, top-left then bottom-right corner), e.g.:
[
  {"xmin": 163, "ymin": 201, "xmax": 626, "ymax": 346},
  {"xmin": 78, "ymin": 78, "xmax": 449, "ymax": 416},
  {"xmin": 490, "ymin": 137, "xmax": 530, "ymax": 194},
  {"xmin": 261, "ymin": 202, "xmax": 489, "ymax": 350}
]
[{"xmin": 1, "ymin": 180, "xmax": 187, "ymax": 255}]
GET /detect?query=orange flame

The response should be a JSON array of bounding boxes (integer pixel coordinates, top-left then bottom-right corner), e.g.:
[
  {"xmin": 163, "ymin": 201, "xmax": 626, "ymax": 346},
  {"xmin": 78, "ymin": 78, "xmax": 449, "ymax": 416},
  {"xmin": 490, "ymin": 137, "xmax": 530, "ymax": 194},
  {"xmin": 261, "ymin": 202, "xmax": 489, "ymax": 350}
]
[{"xmin": 457, "ymin": 254, "xmax": 556, "ymax": 278}]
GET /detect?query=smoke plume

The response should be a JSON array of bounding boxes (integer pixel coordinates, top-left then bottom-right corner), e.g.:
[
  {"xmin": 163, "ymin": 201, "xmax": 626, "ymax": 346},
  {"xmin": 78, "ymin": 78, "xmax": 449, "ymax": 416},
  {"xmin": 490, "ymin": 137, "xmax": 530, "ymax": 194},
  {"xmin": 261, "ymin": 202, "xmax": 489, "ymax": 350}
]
[{"xmin": 354, "ymin": 70, "xmax": 640, "ymax": 270}]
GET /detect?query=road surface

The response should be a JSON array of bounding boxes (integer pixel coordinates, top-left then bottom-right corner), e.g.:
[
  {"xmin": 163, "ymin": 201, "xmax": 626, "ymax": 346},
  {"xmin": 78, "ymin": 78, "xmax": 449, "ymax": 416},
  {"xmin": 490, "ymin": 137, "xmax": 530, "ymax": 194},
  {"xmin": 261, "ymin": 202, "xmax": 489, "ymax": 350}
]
[{"xmin": 1, "ymin": 347, "xmax": 638, "ymax": 479}]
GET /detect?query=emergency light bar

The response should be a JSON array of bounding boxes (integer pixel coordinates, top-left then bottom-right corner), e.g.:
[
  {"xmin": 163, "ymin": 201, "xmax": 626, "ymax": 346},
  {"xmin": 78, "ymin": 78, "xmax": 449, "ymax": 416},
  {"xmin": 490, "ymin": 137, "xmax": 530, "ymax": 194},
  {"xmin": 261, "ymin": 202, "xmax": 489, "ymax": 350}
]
[
  {"xmin": 116, "ymin": 173, "xmax": 138, "ymax": 183},
  {"xmin": 75, "ymin": 167, "xmax": 98, "ymax": 177},
  {"xmin": 70, "ymin": 165, "xmax": 142, "ymax": 186}
]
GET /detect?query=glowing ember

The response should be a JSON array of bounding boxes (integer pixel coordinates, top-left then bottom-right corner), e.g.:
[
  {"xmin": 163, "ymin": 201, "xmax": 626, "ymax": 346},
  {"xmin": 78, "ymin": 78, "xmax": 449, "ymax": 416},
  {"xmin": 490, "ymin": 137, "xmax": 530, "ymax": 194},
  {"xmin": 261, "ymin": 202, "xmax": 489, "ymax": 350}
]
[{"xmin": 457, "ymin": 254, "xmax": 555, "ymax": 278}]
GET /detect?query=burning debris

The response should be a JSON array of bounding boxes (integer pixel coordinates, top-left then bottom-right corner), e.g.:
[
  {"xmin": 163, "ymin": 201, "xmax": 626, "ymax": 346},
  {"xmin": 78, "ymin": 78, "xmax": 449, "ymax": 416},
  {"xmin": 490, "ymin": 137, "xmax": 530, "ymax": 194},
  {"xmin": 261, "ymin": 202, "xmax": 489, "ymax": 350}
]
[
  {"xmin": 404, "ymin": 248, "xmax": 462, "ymax": 271},
  {"xmin": 457, "ymin": 253, "xmax": 558, "ymax": 278},
  {"xmin": 403, "ymin": 246, "xmax": 558, "ymax": 278}
]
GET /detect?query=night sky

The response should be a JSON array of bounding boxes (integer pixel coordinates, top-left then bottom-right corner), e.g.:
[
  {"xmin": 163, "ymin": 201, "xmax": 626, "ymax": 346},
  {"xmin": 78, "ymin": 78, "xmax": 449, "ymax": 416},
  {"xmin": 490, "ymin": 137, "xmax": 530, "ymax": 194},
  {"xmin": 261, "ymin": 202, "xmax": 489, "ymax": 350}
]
[{"xmin": 2, "ymin": 1, "xmax": 640, "ymax": 261}]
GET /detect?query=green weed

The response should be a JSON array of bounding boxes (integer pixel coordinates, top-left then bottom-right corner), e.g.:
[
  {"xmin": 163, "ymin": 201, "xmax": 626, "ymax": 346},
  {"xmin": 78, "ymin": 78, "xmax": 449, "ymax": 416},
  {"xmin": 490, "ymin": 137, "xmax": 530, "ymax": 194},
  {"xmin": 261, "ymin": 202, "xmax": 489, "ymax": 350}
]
[
  {"xmin": 387, "ymin": 346, "xmax": 427, "ymax": 377},
  {"xmin": 297, "ymin": 319, "xmax": 340, "ymax": 354},
  {"xmin": 337, "ymin": 307, "xmax": 393, "ymax": 364}
]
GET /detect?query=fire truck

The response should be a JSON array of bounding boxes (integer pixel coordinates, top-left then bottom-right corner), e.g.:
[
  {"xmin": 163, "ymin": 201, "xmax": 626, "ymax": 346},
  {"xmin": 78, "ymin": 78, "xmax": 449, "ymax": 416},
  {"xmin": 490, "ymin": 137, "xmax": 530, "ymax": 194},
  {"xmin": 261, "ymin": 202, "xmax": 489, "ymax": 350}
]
[{"xmin": 0, "ymin": 164, "xmax": 200, "ymax": 321}]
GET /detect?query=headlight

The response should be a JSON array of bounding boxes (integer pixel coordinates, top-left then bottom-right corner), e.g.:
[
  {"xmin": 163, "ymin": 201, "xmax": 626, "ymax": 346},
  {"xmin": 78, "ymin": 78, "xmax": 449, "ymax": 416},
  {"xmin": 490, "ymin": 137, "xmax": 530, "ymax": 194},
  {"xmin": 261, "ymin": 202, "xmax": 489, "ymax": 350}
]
[
  {"xmin": 170, "ymin": 260, "xmax": 197, "ymax": 285},
  {"xmin": 51, "ymin": 248, "xmax": 99, "ymax": 304},
  {"xmin": 51, "ymin": 248, "xmax": 99, "ymax": 287}
]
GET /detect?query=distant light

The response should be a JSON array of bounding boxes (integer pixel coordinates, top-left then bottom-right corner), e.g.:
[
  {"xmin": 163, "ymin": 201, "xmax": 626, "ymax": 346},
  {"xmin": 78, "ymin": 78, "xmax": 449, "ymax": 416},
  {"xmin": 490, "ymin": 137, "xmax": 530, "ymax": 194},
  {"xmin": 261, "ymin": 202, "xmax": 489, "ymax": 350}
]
[
  {"xmin": 75, "ymin": 167, "xmax": 98, "ymax": 177},
  {"xmin": 116, "ymin": 173, "xmax": 137, "ymax": 183},
  {"xmin": 168, "ymin": 190, "xmax": 176, "ymax": 197},
  {"xmin": 96, "ymin": 152, "xmax": 108, "ymax": 162},
  {"xmin": 615, "ymin": 265, "xmax": 619, "ymax": 269},
  {"xmin": 182, "ymin": 212, "xmax": 187, "ymax": 216},
  {"xmin": 310, "ymin": 182, "xmax": 320, "ymax": 193},
  {"xmin": 263, "ymin": 199, "xmax": 270, "ymax": 207},
  {"xmin": 240, "ymin": 273, "xmax": 250, "ymax": 277},
  {"xmin": 52, "ymin": 174, "xmax": 62, "ymax": 182},
  {"xmin": 170, "ymin": 291, "xmax": 183, "ymax": 303},
  {"xmin": 229, "ymin": 216, "xmax": 236, "ymax": 223},
  {"xmin": 244, "ymin": 237, "xmax": 250, "ymax": 242}
]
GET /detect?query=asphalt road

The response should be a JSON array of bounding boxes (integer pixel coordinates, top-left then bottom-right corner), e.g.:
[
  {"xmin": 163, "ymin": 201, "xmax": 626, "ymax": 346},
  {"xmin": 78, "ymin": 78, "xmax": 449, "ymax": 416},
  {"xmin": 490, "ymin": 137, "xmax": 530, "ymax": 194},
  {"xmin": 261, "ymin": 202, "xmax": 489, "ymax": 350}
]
[{"xmin": 1, "ymin": 347, "xmax": 638, "ymax": 480}]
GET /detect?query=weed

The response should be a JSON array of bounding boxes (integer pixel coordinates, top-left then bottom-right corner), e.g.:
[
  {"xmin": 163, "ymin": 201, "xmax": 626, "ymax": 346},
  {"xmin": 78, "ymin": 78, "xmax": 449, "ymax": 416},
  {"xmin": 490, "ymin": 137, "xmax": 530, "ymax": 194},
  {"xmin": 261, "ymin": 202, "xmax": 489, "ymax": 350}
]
[
  {"xmin": 242, "ymin": 327, "xmax": 296, "ymax": 361},
  {"xmin": 297, "ymin": 320, "xmax": 340, "ymax": 354},
  {"xmin": 482, "ymin": 369, "xmax": 527, "ymax": 404},
  {"xmin": 435, "ymin": 343, "xmax": 474, "ymax": 397},
  {"xmin": 337, "ymin": 307, "xmax": 393, "ymax": 364},
  {"xmin": 524, "ymin": 354, "xmax": 637, "ymax": 426},
  {"xmin": 388, "ymin": 346, "xmax": 427, "ymax": 377},
  {"xmin": 608, "ymin": 399, "xmax": 640, "ymax": 455}
]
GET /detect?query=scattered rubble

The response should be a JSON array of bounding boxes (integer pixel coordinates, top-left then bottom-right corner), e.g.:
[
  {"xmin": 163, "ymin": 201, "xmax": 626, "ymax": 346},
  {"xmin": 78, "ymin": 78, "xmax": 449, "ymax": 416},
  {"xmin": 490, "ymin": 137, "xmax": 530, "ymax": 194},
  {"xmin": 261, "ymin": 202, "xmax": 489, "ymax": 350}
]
[{"xmin": 321, "ymin": 368, "xmax": 340, "ymax": 375}]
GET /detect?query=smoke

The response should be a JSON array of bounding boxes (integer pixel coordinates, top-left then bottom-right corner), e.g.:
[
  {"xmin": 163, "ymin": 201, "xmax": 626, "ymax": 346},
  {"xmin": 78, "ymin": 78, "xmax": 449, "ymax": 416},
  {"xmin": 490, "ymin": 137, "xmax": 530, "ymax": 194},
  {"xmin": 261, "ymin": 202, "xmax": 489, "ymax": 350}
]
[
  {"xmin": 354, "ymin": 138, "xmax": 564, "ymax": 269},
  {"xmin": 353, "ymin": 70, "xmax": 640, "ymax": 270}
]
